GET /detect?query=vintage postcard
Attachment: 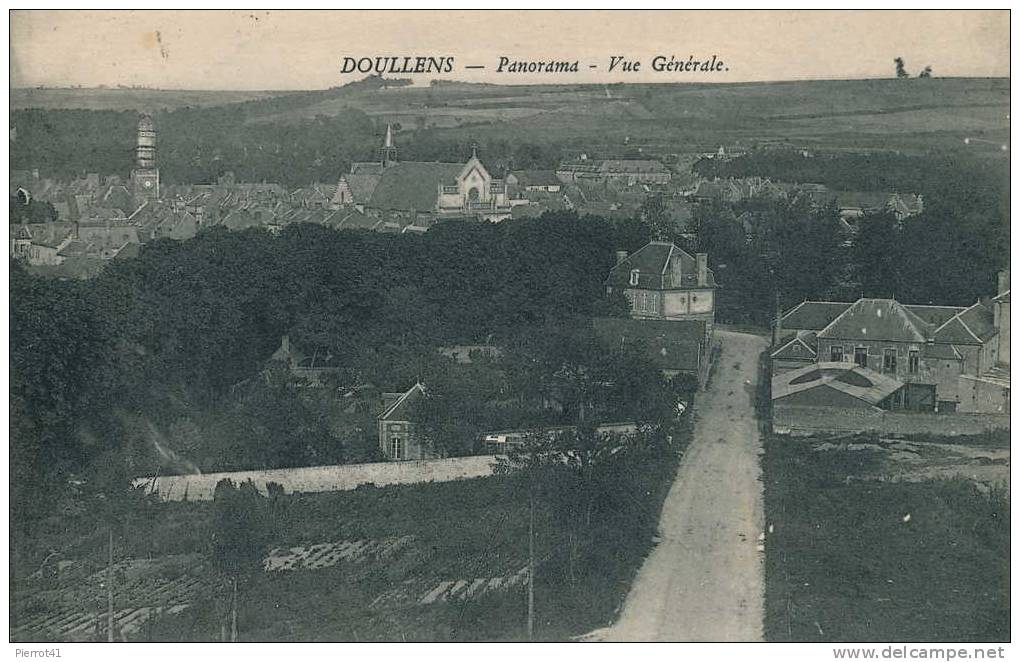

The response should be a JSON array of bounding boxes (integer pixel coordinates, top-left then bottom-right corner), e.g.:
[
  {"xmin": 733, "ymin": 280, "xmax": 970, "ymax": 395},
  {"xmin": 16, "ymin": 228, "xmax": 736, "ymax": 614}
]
[{"xmin": 7, "ymin": 8, "xmax": 1010, "ymax": 656}]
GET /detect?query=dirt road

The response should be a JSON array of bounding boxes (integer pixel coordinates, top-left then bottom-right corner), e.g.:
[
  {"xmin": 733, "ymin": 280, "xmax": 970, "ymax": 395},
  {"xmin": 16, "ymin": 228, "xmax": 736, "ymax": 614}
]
[{"xmin": 601, "ymin": 330, "xmax": 768, "ymax": 642}]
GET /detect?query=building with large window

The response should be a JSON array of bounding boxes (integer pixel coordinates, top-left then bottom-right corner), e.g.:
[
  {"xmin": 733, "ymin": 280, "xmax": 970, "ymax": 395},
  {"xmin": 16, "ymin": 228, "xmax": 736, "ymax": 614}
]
[{"xmin": 378, "ymin": 382, "xmax": 435, "ymax": 461}]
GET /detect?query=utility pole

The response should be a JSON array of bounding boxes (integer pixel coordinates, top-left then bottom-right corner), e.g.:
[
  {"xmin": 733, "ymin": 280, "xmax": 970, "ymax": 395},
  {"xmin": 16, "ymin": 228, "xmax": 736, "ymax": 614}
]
[
  {"xmin": 231, "ymin": 577, "xmax": 238, "ymax": 642},
  {"xmin": 773, "ymin": 288, "xmax": 782, "ymax": 345},
  {"xmin": 527, "ymin": 484, "xmax": 535, "ymax": 641},
  {"xmin": 107, "ymin": 527, "xmax": 114, "ymax": 642}
]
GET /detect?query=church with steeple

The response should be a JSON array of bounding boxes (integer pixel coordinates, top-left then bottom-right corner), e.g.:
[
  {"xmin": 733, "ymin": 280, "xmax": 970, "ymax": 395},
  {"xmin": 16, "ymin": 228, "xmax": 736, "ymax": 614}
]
[{"xmin": 334, "ymin": 124, "xmax": 514, "ymax": 224}]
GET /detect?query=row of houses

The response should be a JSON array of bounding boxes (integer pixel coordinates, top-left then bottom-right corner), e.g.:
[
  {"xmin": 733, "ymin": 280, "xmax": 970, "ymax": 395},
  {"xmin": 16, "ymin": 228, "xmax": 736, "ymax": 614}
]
[
  {"xmin": 556, "ymin": 158, "xmax": 672, "ymax": 186},
  {"xmin": 770, "ymin": 271, "xmax": 1010, "ymax": 433},
  {"xmin": 691, "ymin": 177, "xmax": 924, "ymax": 221}
]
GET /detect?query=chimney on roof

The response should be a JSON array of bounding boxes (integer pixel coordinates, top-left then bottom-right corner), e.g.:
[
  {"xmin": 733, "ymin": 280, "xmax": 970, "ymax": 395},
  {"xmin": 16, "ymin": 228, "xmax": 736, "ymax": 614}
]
[
  {"xmin": 998, "ymin": 269, "xmax": 1010, "ymax": 296},
  {"xmin": 772, "ymin": 291, "xmax": 783, "ymax": 346},
  {"xmin": 696, "ymin": 253, "xmax": 709, "ymax": 287},
  {"xmin": 615, "ymin": 250, "xmax": 628, "ymax": 265}
]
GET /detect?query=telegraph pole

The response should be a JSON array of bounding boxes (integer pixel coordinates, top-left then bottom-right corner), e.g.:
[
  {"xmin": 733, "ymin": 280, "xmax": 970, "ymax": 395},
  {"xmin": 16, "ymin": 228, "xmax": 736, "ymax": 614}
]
[
  {"xmin": 231, "ymin": 576, "xmax": 238, "ymax": 642},
  {"xmin": 107, "ymin": 527, "xmax": 114, "ymax": 642},
  {"xmin": 527, "ymin": 484, "xmax": 535, "ymax": 641}
]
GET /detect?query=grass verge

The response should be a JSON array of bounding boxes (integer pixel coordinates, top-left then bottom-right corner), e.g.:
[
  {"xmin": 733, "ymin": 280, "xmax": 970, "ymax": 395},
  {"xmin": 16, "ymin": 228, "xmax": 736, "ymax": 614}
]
[{"xmin": 763, "ymin": 433, "xmax": 1009, "ymax": 642}]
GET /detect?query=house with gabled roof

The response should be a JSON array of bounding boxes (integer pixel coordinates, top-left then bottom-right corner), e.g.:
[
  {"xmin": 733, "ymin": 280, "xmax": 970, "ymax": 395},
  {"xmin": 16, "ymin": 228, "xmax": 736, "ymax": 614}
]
[
  {"xmin": 334, "ymin": 173, "xmax": 381, "ymax": 209},
  {"xmin": 270, "ymin": 335, "xmax": 350, "ymax": 388},
  {"xmin": 557, "ymin": 158, "xmax": 670, "ymax": 186},
  {"xmin": 771, "ymin": 330, "xmax": 818, "ymax": 374},
  {"xmin": 605, "ymin": 240, "xmax": 716, "ymax": 339},
  {"xmin": 506, "ymin": 169, "xmax": 562, "ymax": 194},
  {"xmin": 377, "ymin": 382, "xmax": 435, "ymax": 461},
  {"xmin": 887, "ymin": 193, "xmax": 924, "ymax": 220},
  {"xmin": 772, "ymin": 272, "xmax": 1010, "ymax": 417},
  {"xmin": 9, "ymin": 225, "xmax": 33, "ymax": 260}
]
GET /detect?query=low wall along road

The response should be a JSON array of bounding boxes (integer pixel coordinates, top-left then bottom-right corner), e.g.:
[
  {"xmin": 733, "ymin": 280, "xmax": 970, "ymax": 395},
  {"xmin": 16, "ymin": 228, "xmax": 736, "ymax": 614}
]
[
  {"xmin": 773, "ymin": 405, "xmax": 1010, "ymax": 436},
  {"xmin": 132, "ymin": 455, "xmax": 500, "ymax": 502}
]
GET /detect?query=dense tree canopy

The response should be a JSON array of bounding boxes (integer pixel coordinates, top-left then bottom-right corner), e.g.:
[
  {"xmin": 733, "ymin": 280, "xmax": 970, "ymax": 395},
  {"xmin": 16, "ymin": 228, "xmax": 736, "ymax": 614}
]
[
  {"xmin": 9, "ymin": 213, "xmax": 648, "ymax": 525},
  {"xmin": 691, "ymin": 149, "xmax": 1009, "ymax": 314}
]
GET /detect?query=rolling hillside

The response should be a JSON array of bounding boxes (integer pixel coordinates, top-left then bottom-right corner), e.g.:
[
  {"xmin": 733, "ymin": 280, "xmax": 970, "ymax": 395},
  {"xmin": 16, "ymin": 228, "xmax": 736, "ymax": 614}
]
[
  {"xmin": 11, "ymin": 77, "xmax": 1010, "ymax": 184},
  {"xmin": 10, "ymin": 87, "xmax": 290, "ymax": 111}
]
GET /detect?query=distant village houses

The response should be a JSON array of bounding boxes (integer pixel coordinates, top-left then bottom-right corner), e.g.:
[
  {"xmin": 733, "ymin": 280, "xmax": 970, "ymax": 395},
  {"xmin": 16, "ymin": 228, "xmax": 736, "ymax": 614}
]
[
  {"xmin": 690, "ymin": 176, "xmax": 923, "ymax": 221},
  {"xmin": 556, "ymin": 157, "xmax": 671, "ymax": 186}
]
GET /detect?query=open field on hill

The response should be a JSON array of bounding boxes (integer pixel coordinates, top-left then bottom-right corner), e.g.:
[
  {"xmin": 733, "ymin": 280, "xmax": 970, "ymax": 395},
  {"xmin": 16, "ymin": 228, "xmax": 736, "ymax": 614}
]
[
  {"xmin": 14, "ymin": 78, "xmax": 1009, "ymax": 158},
  {"xmin": 11, "ymin": 87, "xmax": 291, "ymax": 111}
]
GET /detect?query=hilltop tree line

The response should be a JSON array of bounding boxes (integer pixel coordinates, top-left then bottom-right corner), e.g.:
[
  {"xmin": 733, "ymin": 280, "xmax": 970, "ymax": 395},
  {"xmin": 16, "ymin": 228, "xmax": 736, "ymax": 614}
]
[
  {"xmin": 695, "ymin": 149, "xmax": 1008, "ymax": 203},
  {"xmin": 10, "ymin": 106, "xmax": 563, "ymax": 188},
  {"xmin": 895, "ymin": 57, "xmax": 932, "ymax": 79}
]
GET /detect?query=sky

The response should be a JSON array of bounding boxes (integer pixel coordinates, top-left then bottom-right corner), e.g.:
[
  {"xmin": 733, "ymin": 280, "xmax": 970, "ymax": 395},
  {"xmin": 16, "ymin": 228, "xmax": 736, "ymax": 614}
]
[{"xmin": 9, "ymin": 10, "xmax": 1010, "ymax": 90}]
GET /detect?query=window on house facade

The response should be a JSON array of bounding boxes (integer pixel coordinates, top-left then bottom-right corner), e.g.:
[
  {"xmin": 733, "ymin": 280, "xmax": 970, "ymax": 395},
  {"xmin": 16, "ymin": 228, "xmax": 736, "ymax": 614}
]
[
  {"xmin": 830, "ymin": 345, "xmax": 844, "ymax": 362},
  {"xmin": 883, "ymin": 349, "xmax": 897, "ymax": 374},
  {"xmin": 854, "ymin": 347, "xmax": 868, "ymax": 368},
  {"xmin": 390, "ymin": 436, "xmax": 404, "ymax": 460},
  {"xmin": 908, "ymin": 350, "xmax": 920, "ymax": 374},
  {"xmin": 630, "ymin": 269, "xmax": 640, "ymax": 286}
]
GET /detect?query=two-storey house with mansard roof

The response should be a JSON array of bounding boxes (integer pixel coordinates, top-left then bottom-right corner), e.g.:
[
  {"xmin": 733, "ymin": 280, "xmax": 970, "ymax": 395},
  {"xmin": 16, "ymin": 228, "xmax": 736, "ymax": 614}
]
[{"xmin": 604, "ymin": 240, "xmax": 716, "ymax": 340}]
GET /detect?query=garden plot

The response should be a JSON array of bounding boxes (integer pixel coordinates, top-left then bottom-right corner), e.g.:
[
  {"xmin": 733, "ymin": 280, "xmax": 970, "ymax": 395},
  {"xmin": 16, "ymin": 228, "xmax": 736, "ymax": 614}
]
[
  {"xmin": 263, "ymin": 535, "xmax": 414, "ymax": 572},
  {"xmin": 11, "ymin": 554, "xmax": 207, "ymax": 641},
  {"xmin": 21, "ymin": 604, "xmax": 192, "ymax": 641},
  {"xmin": 370, "ymin": 565, "xmax": 529, "ymax": 609}
]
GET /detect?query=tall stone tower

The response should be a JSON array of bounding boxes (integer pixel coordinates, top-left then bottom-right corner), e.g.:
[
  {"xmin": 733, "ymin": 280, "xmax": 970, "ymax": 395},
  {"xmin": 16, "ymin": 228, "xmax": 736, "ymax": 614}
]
[
  {"xmin": 131, "ymin": 113, "xmax": 160, "ymax": 205},
  {"xmin": 380, "ymin": 124, "xmax": 397, "ymax": 166}
]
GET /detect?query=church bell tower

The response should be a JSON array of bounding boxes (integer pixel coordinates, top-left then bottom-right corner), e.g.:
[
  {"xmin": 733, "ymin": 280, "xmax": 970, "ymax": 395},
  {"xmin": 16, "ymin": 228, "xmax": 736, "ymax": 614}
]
[
  {"xmin": 380, "ymin": 124, "xmax": 398, "ymax": 167},
  {"xmin": 131, "ymin": 113, "xmax": 160, "ymax": 205}
]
